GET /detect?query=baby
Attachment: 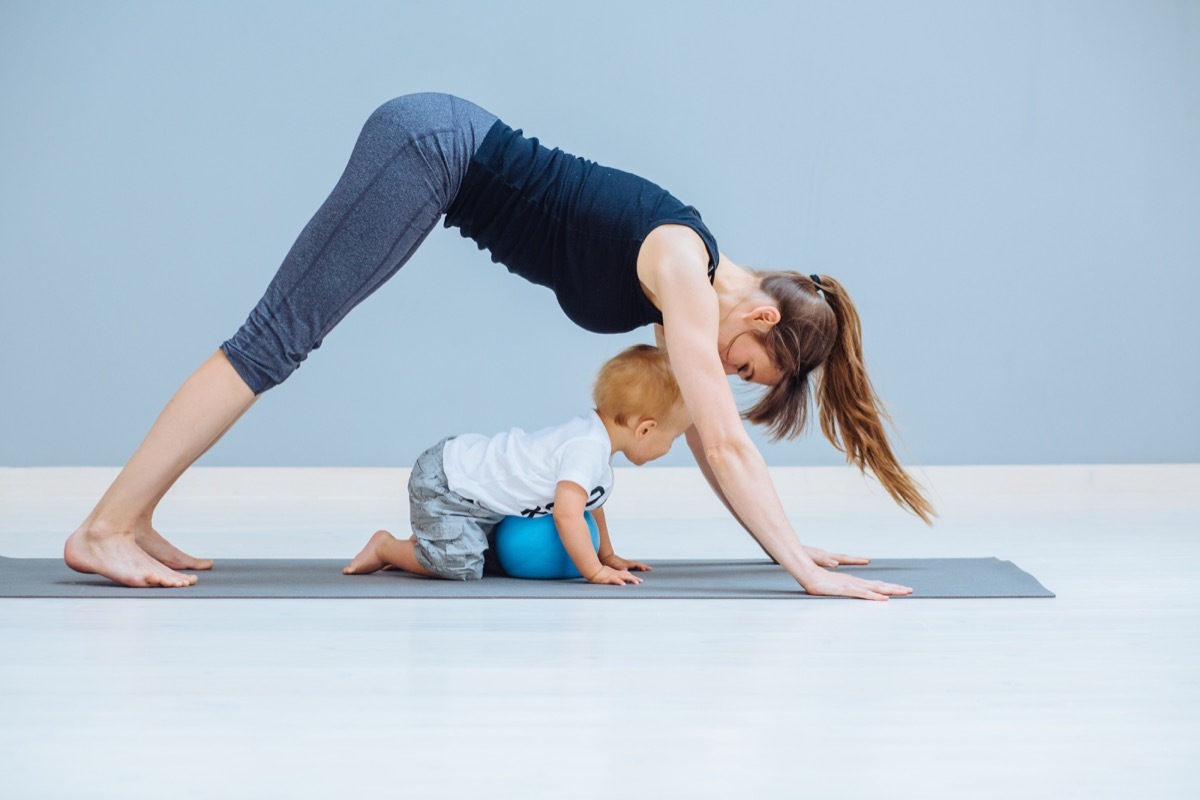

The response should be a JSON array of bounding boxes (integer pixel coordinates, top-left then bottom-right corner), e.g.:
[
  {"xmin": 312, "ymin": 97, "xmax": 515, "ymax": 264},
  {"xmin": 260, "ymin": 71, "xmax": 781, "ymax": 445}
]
[{"xmin": 344, "ymin": 344, "xmax": 691, "ymax": 585}]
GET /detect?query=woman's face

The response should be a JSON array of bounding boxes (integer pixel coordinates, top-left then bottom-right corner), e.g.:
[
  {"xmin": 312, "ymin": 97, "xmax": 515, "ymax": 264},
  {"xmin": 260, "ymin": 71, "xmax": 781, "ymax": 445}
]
[
  {"xmin": 717, "ymin": 302, "xmax": 784, "ymax": 387},
  {"xmin": 721, "ymin": 331, "xmax": 782, "ymax": 387}
]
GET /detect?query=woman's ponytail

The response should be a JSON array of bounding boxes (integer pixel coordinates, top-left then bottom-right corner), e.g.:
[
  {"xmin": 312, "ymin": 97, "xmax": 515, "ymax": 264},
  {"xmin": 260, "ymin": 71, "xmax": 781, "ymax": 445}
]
[
  {"xmin": 812, "ymin": 274, "xmax": 935, "ymax": 523},
  {"xmin": 752, "ymin": 271, "xmax": 935, "ymax": 523}
]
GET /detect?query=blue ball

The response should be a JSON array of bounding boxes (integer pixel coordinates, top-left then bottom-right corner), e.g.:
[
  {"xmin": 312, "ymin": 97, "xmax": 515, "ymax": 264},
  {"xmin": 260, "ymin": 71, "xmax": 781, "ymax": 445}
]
[{"xmin": 493, "ymin": 511, "xmax": 600, "ymax": 580}]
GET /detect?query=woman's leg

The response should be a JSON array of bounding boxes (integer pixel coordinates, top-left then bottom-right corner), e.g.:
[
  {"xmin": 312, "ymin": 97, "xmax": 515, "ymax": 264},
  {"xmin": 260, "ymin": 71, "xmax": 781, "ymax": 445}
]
[
  {"xmin": 219, "ymin": 93, "xmax": 498, "ymax": 393},
  {"xmin": 65, "ymin": 349, "xmax": 256, "ymax": 587},
  {"xmin": 132, "ymin": 374, "xmax": 259, "ymax": 570},
  {"xmin": 65, "ymin": 94, "xmax": 497, "ymax": 587}
]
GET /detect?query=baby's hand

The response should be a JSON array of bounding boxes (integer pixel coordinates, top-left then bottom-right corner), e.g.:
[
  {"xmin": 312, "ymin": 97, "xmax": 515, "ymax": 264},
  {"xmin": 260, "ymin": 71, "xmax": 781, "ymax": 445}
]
[
  {"xmin": 587, "ymin": 565, "xmax": 643, "ymax": 586},
  {"xmin": 601, "ymin": 553, "xmax": 652, "ymax": 572}
]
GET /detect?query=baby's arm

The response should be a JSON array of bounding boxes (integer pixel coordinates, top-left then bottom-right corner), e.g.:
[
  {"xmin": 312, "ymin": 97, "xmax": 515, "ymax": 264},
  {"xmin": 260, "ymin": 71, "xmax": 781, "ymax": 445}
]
[
  {"xmin": 553, "ymin": 482, "xmax": 642, "ymax": 586},
  {"xmin": 594, "ymin": 507, "xmax": 651, "ymax": 572}
]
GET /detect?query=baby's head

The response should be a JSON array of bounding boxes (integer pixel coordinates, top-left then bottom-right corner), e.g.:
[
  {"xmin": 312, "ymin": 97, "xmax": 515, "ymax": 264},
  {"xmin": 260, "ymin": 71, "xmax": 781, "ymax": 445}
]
[{"xmin": 594, "ymin": 345, "xmax": 691, "ymax": 466}]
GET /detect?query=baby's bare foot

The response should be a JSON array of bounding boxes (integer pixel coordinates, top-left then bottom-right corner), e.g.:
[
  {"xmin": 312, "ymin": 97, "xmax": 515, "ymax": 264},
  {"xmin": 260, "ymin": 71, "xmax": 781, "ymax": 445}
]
[
  {"xmin": 135, "ymin": 525, "xmax": 213, "ymax": 571},
  {"xmin": 65, "ymin": 524, "xmax": 197, "ymax": 588},
  {"xmin": 343, "ymin": 530, "xmax": 396, "ymax": 575}
]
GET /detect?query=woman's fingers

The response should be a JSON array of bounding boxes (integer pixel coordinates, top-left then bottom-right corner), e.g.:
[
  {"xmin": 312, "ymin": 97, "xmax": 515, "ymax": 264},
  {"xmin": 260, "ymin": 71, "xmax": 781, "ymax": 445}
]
[
  {"xmin": 804, "ymin": 546, "xmax": 871, "ymax": 567},
  {"xmin": 853, "ymin": 578, "xmax": 912, "ymax": 598},
  {"xmin": 850, "ymin": 578, "xmax": 911, "ymax": 597},
  {"xmin": 837, "ymin": 579, "xmax": 889, "ymax": 601},
  {"xmin": 805, "ymin": 571, "xmax": 912, "ymax": 600},
  {"xmin": 870, "ymin": 578, "xmax": 912, "ymax": 595}
]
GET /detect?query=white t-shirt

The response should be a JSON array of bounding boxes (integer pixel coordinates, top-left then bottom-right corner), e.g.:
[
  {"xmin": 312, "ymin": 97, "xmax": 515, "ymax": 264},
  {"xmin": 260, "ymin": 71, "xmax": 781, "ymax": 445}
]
[{"xmin": 441, "ymin": 412, "xmax": 614, "ymax": 518}]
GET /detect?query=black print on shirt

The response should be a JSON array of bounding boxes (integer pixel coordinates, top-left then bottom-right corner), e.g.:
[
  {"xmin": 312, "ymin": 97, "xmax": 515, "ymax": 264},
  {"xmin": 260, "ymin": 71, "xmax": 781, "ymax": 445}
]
[{"xmin": 519, "ymin": 486, "xmax": 606, "ymax": 518}]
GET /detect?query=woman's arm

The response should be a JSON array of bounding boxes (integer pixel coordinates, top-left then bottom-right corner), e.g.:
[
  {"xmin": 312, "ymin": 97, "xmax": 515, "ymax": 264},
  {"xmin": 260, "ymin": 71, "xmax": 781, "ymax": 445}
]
[
  {"xmin": 678, "ymin": 423, "xmax": 868, "ymax": 568},
  {"xmin": 640, "ymin": 229, "xmax": 904, "ymax": 599}
]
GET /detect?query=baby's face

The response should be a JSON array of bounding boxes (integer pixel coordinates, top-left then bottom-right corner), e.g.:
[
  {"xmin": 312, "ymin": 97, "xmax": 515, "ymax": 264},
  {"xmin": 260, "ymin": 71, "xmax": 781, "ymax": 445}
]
[{"xmin": 623, "ymin": 403, "xmax": 692, "ymax": 466}]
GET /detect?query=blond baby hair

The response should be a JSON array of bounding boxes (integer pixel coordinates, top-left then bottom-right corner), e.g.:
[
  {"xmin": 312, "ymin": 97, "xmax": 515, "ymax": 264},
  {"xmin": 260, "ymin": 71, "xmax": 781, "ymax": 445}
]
[{"xmin": 593, "ymin": 345, "xmax": 682, "ymax": 425}]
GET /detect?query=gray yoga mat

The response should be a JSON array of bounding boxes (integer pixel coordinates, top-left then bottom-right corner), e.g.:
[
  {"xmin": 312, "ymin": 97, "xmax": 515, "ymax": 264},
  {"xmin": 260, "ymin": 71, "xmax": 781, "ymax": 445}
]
[{"xmin": 0, "ymin": 556, "xmax": 1053, "ymax": 599}]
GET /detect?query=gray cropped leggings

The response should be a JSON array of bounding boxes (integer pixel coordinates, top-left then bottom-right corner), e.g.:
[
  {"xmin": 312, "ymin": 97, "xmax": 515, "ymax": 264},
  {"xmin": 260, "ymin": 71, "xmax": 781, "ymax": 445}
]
[{"xmin": 221, "ymin": 93, "xmax": 498, "ymax": 394}]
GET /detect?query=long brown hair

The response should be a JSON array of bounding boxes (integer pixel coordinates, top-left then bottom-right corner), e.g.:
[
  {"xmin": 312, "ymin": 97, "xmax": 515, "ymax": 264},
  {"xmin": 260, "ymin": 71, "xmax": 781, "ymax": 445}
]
[{"xmin": 746, "ymin": 271, "xmax": 936, "ymax": 523}]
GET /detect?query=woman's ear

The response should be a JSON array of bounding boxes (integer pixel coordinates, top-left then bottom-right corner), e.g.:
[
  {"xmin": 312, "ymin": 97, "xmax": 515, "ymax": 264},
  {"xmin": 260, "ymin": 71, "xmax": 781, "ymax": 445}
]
[{"xmin": 746, "ymin": 305, "xmax": 781, "ymax": 329}]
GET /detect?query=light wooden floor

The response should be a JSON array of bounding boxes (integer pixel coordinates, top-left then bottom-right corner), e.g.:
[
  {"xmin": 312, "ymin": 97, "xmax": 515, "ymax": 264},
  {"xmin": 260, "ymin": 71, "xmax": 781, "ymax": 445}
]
[{"xmin": 1, "ymin": 465, "xmax": 1197, "ymax": 800}]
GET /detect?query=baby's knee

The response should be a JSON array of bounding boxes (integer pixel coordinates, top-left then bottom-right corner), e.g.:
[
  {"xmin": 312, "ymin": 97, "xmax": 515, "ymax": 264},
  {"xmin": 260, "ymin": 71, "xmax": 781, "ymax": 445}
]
[{"xmin": 412, "ymin": 535, "xmax": 486, "ymax": 581}]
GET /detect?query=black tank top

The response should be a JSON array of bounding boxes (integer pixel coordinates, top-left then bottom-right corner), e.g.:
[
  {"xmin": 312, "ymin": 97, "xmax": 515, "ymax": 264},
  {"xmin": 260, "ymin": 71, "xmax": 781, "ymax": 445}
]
[{"xmin": 444, "ymin": 120, "xmax": 719, "ymax": 334}]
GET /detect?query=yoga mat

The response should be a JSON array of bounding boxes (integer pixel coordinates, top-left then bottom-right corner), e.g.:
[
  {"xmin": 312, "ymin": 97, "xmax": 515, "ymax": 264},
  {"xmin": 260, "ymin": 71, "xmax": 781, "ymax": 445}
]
[{"xmin": 0, "ymin": 556, "xmax": 1054, "ymax": 599}]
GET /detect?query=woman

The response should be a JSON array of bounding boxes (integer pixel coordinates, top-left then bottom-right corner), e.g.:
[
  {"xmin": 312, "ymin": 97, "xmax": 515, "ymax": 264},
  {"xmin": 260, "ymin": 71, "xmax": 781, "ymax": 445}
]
[{"xmin": 64, "ymin": 93, "xmax": 933, "ymax": 600}]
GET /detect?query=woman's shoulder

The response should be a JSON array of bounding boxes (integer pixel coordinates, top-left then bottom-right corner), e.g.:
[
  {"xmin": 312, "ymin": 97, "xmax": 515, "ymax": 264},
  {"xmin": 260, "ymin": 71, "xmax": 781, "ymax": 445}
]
[
  {"xmin": 638, "ymin": 225, "xmax": 722, "ymax": 301},
  {"xmin": 643, "ymin": 222, "xmax": 707, "ymax": 251}
]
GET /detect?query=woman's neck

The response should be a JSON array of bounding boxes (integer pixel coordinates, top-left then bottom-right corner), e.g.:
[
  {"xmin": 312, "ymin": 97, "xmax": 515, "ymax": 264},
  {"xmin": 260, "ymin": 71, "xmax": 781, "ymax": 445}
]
[{"xmin": 712, "ymin": 255, "xmax": 760, "ymax": 322}]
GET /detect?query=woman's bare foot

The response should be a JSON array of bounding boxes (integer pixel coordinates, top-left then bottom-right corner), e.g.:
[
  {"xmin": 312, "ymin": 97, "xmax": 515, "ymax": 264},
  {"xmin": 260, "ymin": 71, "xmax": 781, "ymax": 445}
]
[
  {"xmin": 343, "ymin": 530, "xmax": 396, "ymax": 575},
  {"xmin": 135, "ymin": 524, "xmax": 214, "ymax": 571},
  {"xmin": 65, "ymin": 523, "xmax": 197, "ymax": 588}
]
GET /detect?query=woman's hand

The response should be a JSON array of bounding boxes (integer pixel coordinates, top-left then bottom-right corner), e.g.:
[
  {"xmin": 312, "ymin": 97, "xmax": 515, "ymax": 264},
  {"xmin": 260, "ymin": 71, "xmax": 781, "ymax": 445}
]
[
  {"xmin": 798, "ymin": 567, "xmax": 912, "ymax": 601},
  {"xmin": 587, "ymin": 565, "xmax": 644, "ymax": 586},
  {"xmin": 803, "ymin": 546, "xmax": 870, "ymax": 568},
  {"xmin": 600, "ymin": 553, "xmax": 652, "ymax": 572}
]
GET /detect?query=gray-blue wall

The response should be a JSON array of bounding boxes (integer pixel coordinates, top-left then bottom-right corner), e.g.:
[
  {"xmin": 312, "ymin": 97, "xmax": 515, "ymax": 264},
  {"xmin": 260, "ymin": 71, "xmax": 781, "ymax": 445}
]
[{"xmin": 2, "ymin": 0, "xmax": 1197, "ymax": 467}]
